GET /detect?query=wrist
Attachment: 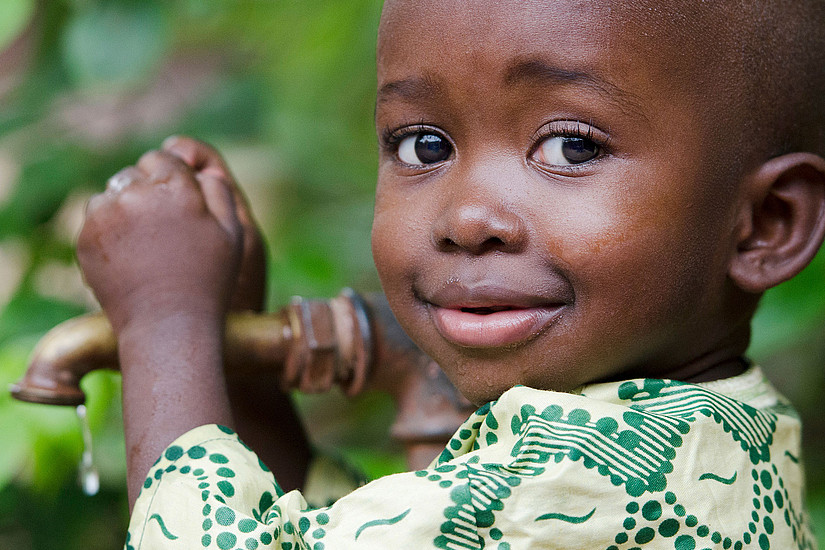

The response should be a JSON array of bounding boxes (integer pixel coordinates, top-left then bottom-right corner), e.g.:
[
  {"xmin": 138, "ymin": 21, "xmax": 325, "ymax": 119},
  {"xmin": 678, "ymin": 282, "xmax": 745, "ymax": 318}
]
[
  {"xmin": 117, "ymin": 311, "xmax": 225, "ymax": 375},
  {"xmin": 118, "ymin": 309, "xmax": 235, "ymax": 509},
  {"xmin": 110, "ymin": 291, "xmax": 228, "ymax": 337},
  {"xmin": 118, "ymin": 310, "xmax": 233, "ymax": 441}
]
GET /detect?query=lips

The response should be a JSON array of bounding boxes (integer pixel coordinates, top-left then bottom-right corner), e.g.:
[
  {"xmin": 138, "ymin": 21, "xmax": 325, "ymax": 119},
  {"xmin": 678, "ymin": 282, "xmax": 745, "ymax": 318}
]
[{"xmin": 423, "ymin": 282, "xmax": 570, "ymax": 348}]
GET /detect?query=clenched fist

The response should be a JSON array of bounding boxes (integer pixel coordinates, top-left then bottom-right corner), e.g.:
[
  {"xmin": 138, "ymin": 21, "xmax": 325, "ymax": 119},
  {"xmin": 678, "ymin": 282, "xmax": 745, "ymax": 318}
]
[{"xmin": 77, "ymin": 136, "xmax": 265, "ymax": 336}]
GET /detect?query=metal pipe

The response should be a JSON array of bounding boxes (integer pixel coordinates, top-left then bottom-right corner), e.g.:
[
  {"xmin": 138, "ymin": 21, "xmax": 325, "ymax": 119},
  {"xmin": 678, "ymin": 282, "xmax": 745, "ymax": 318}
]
[
  {"xmin": 9, "ymin": 289, "xmax": 476, "ymax": 469},
  {"xmin": 10, "ymin": 289, "xmax": 372, "ymax": 406},
  {"xmin": 9, "ymin": 312, "xmax": 119, "ymax": 406}
]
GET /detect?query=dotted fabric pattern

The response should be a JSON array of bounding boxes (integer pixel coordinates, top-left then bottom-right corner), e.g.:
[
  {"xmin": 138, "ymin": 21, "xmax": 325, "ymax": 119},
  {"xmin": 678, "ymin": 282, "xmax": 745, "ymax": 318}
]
[{"xmin": 126, "ymin": 366, "xmax": 816, "ymax": 550}]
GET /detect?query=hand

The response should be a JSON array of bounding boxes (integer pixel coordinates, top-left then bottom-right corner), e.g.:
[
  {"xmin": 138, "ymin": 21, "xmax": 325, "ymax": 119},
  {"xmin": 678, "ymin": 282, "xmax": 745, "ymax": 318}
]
[
  {"xmin": 161, "ymin": 136, "xmax": 267, "ymax": 312},
  {"xmin": 77, "ymin": 140, "xmax": 244, "ymax": 336}
]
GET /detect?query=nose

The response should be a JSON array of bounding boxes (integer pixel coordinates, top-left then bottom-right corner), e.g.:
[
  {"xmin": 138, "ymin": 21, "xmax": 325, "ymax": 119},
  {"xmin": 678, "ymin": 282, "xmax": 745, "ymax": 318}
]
[{"xmin": 431, "ymin": 185, "xmax": 528, "ymax": 255}]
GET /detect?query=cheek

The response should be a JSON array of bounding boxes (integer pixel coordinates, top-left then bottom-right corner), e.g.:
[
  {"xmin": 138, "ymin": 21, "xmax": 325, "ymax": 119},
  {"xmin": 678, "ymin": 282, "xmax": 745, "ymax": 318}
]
[
  {"xmin": 542, "ymin": 176, "xmax": 721, "ymax": 318},
  {"xmin": 371, "ymin": 200, "xmax": 437, "ymax": 351},
  {"xmin": 371, "ymin": 210, "xmax": 400, "ymax": 284},
  {"xmin": 371, "ymin": 185, "xmax": 425, "ymax": 290}
]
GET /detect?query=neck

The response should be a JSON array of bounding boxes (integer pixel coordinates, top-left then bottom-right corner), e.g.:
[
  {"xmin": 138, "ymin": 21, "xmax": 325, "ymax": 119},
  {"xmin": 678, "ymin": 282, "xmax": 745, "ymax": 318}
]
[
  {"xmin": 653, "ymin": 318, "xmax": 753, "ymax": 383},
  {"xmin": 677, "ymin": 354, "xmax": 750, "ymax": 383},
  {"xmin": 603, "ymin": 314, "xmax": 754, "ymax": 385}
]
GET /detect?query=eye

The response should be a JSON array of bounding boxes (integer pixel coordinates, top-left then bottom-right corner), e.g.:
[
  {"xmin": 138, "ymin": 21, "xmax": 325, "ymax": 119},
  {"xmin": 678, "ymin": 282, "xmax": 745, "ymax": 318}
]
[
  {"xmin": 532, "ymin": 135, "xmax": 600, "ymax": 166},
  {"xmin": 397, "ymin": 132, "xmax": 452, "ymax": 165}
]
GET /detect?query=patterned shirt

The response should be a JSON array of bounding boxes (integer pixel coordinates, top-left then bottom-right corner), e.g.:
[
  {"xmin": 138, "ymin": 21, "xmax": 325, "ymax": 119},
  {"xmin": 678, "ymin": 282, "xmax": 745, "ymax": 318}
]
[{"xmin": 126, "ymin": 366, "xmax": 816, "ymax": 549}]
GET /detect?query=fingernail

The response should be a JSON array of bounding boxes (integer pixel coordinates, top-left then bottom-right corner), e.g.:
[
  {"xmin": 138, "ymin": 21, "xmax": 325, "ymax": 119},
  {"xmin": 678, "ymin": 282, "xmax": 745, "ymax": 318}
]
[{"xmin": 161, "ymin": 135, "xmax": 182, "ymax": 149}]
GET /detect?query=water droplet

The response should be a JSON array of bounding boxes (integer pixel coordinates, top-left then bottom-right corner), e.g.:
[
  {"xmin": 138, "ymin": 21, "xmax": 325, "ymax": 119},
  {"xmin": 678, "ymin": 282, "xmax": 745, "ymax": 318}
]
[{"xmin": 76, "ymin": 405, "xmax": 100, "ymax": 496}]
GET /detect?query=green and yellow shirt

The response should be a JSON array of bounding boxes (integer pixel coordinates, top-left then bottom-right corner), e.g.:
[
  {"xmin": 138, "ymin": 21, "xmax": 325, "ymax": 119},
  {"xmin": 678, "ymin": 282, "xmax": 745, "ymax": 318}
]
[{"xmin": 127, "ymin": 366, "xmax": 816, "ymax": 549}]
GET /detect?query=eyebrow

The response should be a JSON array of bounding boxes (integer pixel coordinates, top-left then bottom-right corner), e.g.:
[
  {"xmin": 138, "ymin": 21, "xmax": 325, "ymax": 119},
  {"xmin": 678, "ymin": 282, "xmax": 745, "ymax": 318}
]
[
  {"xmin": 502, "ymin": 58, "xmax": 645, "ymax": 116},
  {"xmin": 377, "ymin": 74, "xmax": 444, "ymax": 104},
  {"xmin": 377, "ymin": 58, "xmax": 647, "ymax": 121}
]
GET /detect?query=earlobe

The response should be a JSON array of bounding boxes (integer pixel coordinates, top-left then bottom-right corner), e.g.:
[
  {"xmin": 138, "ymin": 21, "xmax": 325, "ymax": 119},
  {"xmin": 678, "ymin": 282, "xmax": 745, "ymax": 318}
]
[{"xmin": 729, "ymin": 152, "xmax": 825, "ymax": 293}]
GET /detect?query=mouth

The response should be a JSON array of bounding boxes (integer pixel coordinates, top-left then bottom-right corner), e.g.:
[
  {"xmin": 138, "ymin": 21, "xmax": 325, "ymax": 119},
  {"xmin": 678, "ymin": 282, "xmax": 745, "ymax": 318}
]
[
  {"xmin": 423, "ymin": 283, "xmax": 569, "ymax": 349},
  {"xmin": 457, "ymin": 305, "xmax": 512, "ymax": 314}
]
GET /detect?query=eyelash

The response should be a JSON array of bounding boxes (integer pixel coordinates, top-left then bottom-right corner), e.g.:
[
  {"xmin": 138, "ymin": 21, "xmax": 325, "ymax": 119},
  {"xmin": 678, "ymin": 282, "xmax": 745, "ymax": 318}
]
[
  {"xmin": 380, "ymin": 120, "xmax": 610, "ymax": 165},
  {"xmin": 380, "ymin": 122, "xmax": 433, "ymax": 149},
  {"xmin": 530, "ymin": 120, "xmax": 610, "ymax": 153}
]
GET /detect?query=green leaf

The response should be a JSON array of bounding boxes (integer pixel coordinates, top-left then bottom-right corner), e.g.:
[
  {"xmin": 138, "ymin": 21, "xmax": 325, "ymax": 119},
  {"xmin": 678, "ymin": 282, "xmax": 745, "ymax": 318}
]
[
  {"xmin": 0, "ymin": 411, "xmax": 35, "ymax": 489},
  {"xmin": 0, "ymin": 336, "xmax": 83, "ymax": 493},
  {"xmin": 0, "ymin": 146, "xmax": 93, "ymax": 238},
  {"xmin": 0, "ymin": 291, "xmax": 86, "ymax": 344}
]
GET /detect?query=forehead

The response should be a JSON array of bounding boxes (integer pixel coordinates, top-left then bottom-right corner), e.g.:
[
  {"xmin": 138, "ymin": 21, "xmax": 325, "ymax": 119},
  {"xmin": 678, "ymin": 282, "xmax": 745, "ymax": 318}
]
[
  {"xmin": 377, "ymin": 0, "xmax": 722, "ymax": 112},
  {"xmin": 379, "ymin": 0, "xmax": 717, "ymax": 50}
]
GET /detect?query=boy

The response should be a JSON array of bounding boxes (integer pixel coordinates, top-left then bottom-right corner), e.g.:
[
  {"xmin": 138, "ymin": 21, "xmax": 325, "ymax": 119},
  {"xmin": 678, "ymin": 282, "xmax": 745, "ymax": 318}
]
[{"xmin": 76, "ymin": 0, "xmax": 824, "ymax": 548}]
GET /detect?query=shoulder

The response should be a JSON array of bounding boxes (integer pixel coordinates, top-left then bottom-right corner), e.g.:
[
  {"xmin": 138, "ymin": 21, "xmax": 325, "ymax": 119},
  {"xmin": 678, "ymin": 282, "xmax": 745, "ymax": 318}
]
[{"xmin": 431, "ymin": 369, "xmax": 811, "ymax": 549}]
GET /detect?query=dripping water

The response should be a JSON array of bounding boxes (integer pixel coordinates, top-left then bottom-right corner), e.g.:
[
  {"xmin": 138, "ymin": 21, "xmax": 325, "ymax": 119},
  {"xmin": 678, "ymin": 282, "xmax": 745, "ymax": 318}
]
[{"xmin": 76, "ymin": 405, "xmax": 100, "ymax": 496}]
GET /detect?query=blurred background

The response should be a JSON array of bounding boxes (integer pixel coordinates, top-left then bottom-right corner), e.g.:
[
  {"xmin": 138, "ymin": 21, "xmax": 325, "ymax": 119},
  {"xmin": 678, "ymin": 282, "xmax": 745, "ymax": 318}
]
[{"xmin": 0, "ymin": 1, "xmax": 821, "ymax": 548}]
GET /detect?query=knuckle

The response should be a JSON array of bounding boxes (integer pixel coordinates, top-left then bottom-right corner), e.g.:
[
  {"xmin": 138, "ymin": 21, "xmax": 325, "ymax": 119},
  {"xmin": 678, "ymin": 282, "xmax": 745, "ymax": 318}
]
[
  {"xmin": 162, "ymin": 136, "xmax": 197, "ymax": 158},
  {"xmin": 196, "ymin": 139, "xmax": 219, "ymax": 156},
  {"xmin": 140, "ymin": 151, "xmax": 194, "ymax": 184},
  {"xmin": 106, "ymin": 170, "xmax": 135, "ymax": 192}
]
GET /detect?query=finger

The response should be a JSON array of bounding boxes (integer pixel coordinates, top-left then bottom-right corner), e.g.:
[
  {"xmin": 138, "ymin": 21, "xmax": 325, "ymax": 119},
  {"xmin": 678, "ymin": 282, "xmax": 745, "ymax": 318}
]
[
  {"xmin": 162, "ymin": 137, "xmax": 257, "ymax": 228},
  {"xmin": 106, "ymin": 166, "xmax": 145, "ymax": 193},
  {"xmin": 162, "ymin": 135, "xmax": 231, "ymax": 179},
  {"xmin": 195, "ymin": 172, "xmax": 241, "ymax": 237},
  {"xmin": 227, "ymin": 185, "xmax": 257, "ymax": 230},
  {"xmin": 84, "ymin": 191, "xmax": 110, "ymax": 216},
  {"xmin": 136, "ymin": 150, "xmax": 197, "ymax": 187},
  {"xmin": 229, "ymin": 223, "xmax": 267, "ymax": 311}
]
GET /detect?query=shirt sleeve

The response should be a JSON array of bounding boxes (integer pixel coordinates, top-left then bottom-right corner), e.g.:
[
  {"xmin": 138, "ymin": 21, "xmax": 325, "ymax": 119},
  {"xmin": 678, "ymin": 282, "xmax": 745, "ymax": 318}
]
[{"xmin": 125, "ymin": 424, "xmax": 458, "ymax": 550}]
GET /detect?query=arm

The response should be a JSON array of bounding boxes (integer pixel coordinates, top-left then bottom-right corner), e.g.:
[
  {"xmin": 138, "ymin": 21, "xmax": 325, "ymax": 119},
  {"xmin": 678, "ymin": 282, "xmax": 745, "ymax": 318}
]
[
  {"xmin": 161, "ymin": 137, "xmax": 311, "ymax": 493},
  {"xmin": 77, "ymin": 137, "xmax": 308, "ymax": 509}
]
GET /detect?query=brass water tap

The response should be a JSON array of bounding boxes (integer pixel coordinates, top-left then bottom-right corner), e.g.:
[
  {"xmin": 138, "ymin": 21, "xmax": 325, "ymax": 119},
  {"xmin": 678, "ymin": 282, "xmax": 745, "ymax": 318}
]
[{"xmin": 10, "ymin": 289, "xmax": 475, "ymax": 469}]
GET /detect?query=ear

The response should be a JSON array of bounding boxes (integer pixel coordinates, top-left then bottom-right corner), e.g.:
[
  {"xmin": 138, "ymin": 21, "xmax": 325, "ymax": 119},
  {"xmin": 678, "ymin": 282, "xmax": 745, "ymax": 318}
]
[{"xmin": 729, "ymin": 152, "xmax": 825, "ymax": 293}]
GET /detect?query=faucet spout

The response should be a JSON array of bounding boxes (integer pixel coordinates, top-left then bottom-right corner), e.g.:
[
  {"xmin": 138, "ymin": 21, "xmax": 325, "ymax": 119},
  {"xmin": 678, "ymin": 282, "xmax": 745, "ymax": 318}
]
[{"xmin": 10, "ymin": 313, "xmax": 119, "ymax": 406}]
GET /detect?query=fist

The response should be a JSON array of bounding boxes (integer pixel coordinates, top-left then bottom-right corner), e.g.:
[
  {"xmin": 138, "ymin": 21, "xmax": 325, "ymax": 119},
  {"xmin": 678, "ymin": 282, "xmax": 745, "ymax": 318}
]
[{"xmin": 77, "ymin": 137, "xmax": 263, "ymax": 335}]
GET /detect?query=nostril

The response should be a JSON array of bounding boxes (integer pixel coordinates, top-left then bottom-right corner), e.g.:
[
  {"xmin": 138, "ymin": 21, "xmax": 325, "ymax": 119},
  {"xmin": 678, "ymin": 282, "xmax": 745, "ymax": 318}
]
[
  {"xmin": 475, "ymin": 236, "xmax": 509, "ymax": 254},
  {"xmin": 437, "ymin": 234, "xmax": 513, "ymax": 255},
  {"xmin": 437, "ymin": 236, "xmax": 459, "ymax": 251}
]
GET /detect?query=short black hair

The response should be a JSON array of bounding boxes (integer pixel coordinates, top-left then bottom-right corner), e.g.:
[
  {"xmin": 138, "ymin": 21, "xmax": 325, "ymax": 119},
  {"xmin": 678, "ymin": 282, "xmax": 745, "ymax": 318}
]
[{"xmin": 647, "ymin": 0, "xmax": 825, "ymax": 160}]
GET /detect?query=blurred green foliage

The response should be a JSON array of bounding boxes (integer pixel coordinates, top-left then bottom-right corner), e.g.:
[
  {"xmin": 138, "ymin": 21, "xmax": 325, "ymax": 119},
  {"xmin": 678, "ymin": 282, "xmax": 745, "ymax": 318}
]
[
  {"xmin": 0, "ymin": 1, "xmax": 822, "ymax": 548},
  {"xmin": 0, "ymin": 0, "xmax": 36, "ymax": 53}
]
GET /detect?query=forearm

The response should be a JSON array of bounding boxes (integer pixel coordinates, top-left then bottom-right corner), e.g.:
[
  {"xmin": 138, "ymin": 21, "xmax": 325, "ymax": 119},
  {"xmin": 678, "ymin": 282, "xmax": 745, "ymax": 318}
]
[
  {"xmin": 76, "ymin": 139, "xmax": 311, "ymax": 510},
  {"xmin": 119, "ymin": 312, "xmax": 233, "ymax": 510}
]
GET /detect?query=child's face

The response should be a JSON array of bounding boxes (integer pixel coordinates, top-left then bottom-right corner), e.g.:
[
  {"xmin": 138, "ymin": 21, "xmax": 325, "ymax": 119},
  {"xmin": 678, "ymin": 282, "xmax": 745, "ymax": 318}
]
[{"xmin": 372, "ymin": 0, "xmax": 752, "ymax": 404}]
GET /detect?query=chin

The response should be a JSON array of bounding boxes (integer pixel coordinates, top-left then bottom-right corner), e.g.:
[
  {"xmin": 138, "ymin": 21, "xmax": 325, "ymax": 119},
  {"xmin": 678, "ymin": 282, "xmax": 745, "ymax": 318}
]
[
  {"xmin": 442, "ymin": 364, "xmax": 527, "ymax": 406},
  {"xmin": 439, "ymin": 349, "xmax": 589, "ymax": 406}
]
